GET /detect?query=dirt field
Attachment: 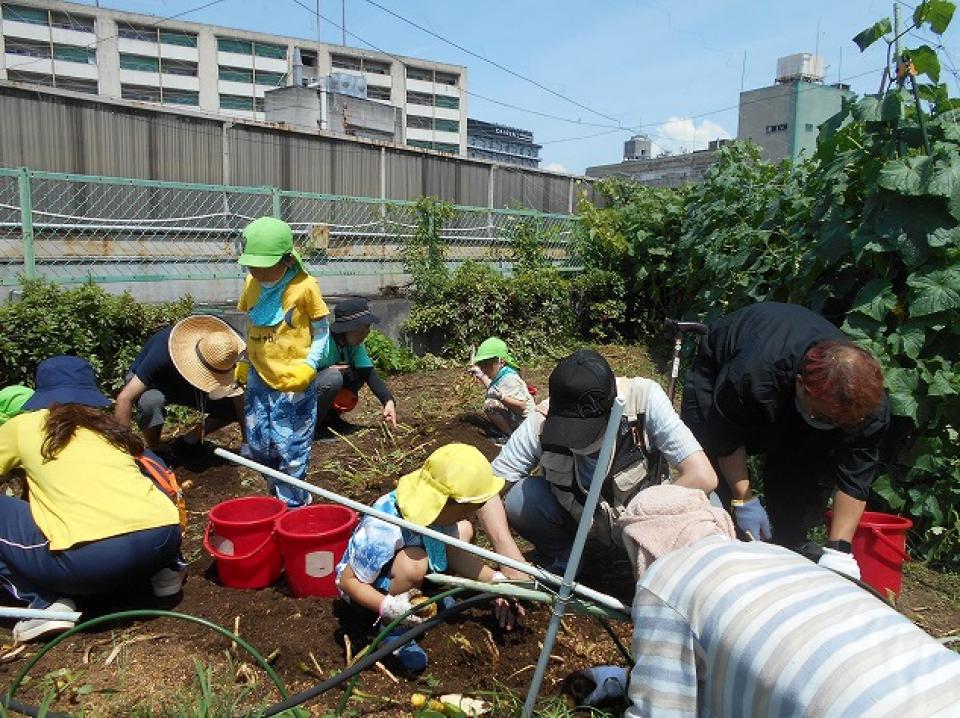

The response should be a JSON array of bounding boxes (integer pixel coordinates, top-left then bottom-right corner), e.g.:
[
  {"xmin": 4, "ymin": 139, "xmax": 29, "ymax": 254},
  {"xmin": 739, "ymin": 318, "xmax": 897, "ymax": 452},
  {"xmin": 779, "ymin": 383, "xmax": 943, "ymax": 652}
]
[{"xmin": 2, "ymin": 347, "xmax": 958, "ymax": 716}]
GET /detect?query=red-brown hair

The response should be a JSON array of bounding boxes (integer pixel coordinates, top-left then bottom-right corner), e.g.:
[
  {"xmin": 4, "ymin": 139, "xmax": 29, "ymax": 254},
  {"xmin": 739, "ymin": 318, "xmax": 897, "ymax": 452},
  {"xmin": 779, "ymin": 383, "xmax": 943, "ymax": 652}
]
[
  {"xmin": 799, "ymin": 340, "xmax": 885, "ymax": 429},
  {"xmin": 42, "ymin": 404, "xmax": 144, "ymax": 462}
]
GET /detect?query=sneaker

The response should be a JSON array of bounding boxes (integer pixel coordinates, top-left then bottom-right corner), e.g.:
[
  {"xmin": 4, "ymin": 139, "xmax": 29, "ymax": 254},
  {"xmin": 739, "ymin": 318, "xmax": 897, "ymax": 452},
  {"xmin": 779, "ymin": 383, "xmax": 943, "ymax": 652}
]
[
  {"xmin": 13, "ymin": 599, "xmax": 77, "ymax": 643},
  {"xmin": 313, "ymin": 426, "xmax": 338, "ymax": 443},
  {"xmin": 385, "ymin": 628, "xmax": 428, "ymax": 673},
  {"xmin": 151, "ymin": 567, "xmax": 187, "ymax": 597},
  {"xmin": 327, "ymin": 413, "xmax": 360, "ymax": 435}
]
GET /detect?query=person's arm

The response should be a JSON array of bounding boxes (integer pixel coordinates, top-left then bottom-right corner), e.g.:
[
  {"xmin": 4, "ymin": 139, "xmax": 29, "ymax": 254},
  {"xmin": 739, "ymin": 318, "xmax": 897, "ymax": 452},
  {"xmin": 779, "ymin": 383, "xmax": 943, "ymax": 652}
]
[
  {"xmin": 476, "ymin": 495, "xmax": 530, "ymax": 579},
  {"xmin": 304, "ymin": 317, "xmax": 330, "ymax": 370},
  {"xmin": 115, "ymin": 375, "xmax": 148, "ymax": 428},
  {"xmin": 642, "ymin": 381, "xmax": 718, "ymax": 493},
  {"xmin": 338, "ymin": 564, "xmax": 388, "ymax": 615},
  {"xmin": 717, "ymin": 446, "xmax": 751, "ymax": 499},
  {"xmin": 829, "ymin": 490, "xmax": 866, "ymax": 542},
  {"xmin": 0, "ymin": 419, "xmax": 23, "ymax": 476}
]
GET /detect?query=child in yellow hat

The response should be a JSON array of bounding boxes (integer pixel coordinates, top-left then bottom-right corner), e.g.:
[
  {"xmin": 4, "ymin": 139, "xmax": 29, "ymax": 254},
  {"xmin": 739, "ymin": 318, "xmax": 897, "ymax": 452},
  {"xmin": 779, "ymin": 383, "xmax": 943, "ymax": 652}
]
[{"xmin": 336, "ymin": 443, "xmax": 520, "ymax": 672}]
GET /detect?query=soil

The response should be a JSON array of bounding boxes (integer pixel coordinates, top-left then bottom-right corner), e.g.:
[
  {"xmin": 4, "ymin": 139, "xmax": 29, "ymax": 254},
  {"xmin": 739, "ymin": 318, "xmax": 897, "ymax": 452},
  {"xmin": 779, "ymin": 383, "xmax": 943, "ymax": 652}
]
[{"xmin": 2, "ymin": 349, "xmax": 958, "ymax": 716}]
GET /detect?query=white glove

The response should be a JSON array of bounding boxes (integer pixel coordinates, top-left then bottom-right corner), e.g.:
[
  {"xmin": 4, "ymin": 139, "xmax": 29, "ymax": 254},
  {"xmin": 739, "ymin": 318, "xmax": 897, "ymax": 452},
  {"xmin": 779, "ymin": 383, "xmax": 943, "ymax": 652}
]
[
  {"xmin": 490, "ymin": 571, "xmax": 507, "ymax": 582},
  {"xmin": 818, "ymin": 547, "xmax": 861, "ymax": 580},
  {"xmin": 379, "ymin": 590, "xmax": 423, "ymax": 625}
]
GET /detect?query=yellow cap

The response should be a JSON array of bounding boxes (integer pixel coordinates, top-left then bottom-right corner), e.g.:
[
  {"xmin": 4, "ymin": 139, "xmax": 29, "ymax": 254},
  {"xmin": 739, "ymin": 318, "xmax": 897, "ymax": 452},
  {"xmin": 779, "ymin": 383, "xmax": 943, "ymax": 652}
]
[{"xmin": 396, "ymin": 443, "xmax": 505, "ymax": 526}]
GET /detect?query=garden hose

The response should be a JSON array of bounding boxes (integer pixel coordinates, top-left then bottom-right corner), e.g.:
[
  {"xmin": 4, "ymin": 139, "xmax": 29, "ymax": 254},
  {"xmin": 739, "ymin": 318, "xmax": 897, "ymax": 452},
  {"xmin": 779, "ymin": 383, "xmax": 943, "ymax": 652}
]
[
  {"xmin": 2, "ymin": 609, "xmax": 297, "ymax": 718},
  {"xmin": 261, "ymin": 592, "xmax": 496, "ymax": 717},
  {"xmin": 594, "ymin": 615, "xmax": 633, "ymax": 665}
]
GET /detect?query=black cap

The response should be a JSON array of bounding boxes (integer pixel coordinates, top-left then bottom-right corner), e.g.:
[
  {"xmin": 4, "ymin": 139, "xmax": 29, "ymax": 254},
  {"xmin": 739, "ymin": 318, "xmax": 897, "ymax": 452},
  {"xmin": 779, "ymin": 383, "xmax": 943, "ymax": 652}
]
[
  {"xmin": 541, "ymin": 349, "xmax": 616, "ymax": 450},
  {"xmin": 330, "ymin": 297, "xmax": 380, "ymax": 334}
]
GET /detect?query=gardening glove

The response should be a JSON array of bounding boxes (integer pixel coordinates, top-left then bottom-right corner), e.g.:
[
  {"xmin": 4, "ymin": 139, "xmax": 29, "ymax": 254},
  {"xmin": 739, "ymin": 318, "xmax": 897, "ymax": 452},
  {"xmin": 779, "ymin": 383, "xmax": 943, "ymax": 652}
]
[
  {"xmin": 379, "ymin": 590, "xmax": 423, "ymax": 626},
  {"xmin": 275, "ymin": 363, "xmax": 316, "ymax": 393},
  {"xmin": 234, "ymin": 360, "xmax": 249, "ymax": 386},
  {"xmin": 818, "ymin": 547, "xmax": 861, "ymax": 580},
  {"xmin": 563, "ymin": 666, "xmax": 629, "ymax": 708},
  {"xmin": 731, "ymin": 496, "xmax": 772, "ymax": 541}
]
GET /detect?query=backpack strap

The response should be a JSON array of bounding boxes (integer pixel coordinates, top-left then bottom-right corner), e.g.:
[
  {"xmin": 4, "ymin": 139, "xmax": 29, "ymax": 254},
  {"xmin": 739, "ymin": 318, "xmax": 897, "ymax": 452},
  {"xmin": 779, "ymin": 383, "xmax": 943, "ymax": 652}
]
[{"xmin": 136, "ymin": 452, "xmax": 187, "ymax": 531}]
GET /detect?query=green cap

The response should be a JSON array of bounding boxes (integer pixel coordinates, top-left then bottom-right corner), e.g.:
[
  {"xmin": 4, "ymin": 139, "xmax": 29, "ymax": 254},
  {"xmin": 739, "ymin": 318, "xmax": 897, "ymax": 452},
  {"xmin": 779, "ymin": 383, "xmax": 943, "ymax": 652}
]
[
  {"xmin": 0, "ymin": 385, "xmax": 34, "ymax": 426},
  {"xmin": 472, "ymin": 337, "xmax": 518, "ymax": 367},
  {"xmin": 238, "ymin": 217, "xmax": 306, "ymax": 273}
]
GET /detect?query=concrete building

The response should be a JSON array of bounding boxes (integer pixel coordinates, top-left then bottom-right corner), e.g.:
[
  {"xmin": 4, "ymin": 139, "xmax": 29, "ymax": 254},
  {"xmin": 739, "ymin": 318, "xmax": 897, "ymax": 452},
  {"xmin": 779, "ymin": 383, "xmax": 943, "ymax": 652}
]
[
  {"xmin": 264, "ymin": 82, "xmax": 402, "ymax": 143},
  {"xmin": 737, "ymin": 53, "xmax": 853, "ymax": 162},
  {"xmin": 0, "ymin": 0, "xmax": 467, "ymax": 153},
  {"xmin": 467, "ymin": 118, "xmax": 540, "ymax": 168},
  {"xmin": 586, "ymin": 138, "xmax": 730, "ymax": 188}
]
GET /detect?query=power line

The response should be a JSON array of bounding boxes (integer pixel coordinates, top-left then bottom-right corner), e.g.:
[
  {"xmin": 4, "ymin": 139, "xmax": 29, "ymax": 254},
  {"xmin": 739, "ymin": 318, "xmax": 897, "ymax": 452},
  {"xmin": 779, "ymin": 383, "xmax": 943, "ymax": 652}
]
[{"xmin": 359, "ymin": 0, "xmax": 625, "ymax": 126}]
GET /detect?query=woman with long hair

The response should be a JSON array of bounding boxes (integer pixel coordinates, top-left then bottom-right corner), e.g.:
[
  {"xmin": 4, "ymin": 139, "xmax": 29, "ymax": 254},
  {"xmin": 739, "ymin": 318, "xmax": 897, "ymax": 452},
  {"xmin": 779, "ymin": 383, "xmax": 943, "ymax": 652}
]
[{"xmin": 0, "ymin": 356, "xmax": 182, "ymax": 643}]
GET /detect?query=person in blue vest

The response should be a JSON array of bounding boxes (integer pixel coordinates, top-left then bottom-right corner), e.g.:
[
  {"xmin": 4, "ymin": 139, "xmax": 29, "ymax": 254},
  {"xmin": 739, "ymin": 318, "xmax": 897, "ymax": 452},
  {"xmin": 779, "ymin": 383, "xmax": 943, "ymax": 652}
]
[{"xmin": 314, "ymin": 298, "xmax": 397, "ymax": 440}]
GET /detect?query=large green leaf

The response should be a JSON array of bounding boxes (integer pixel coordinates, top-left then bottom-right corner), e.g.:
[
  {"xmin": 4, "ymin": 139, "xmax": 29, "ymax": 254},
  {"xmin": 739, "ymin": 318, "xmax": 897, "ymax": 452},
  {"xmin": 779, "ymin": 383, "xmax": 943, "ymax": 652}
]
[
  {"xmin": 906, "ymin": 266, "xmax": 960, "ymax": 316},
  {"xmin": 841, "ymin": 312, "xmax": 882, "ymax": 342},
  {"xmin": 927, "ymin": 225, "xmax": 960, "ymax": 246},
  {"xmin": 853, "ymin": 17, "xmax": 893, "ymax": 51},
  {"xmin": 871, "ymin": 475, "xmax": 906, "ymax": 510},
  {"xmin": 913, "ymin": 0, "xmax": 956, "ymax": 34},
  {"xmin": 908, "ymin": 45, "xmax": 941, "ymax": 83},
  {"xmin": 886, "ymin": 366, "xmax": 920, "ymax": 421},
  {"xmin": 852, "ymin": 96, "xmax": 883, "ymax": 122},
  {"xmin": 928, "ymin": 367, "xmax": 960, "ymax": 396},
  {"xmin": 878, "ymin": 156, "xmax": 933, "ymax": 195},
  {"xmin": 851, "ymin": 278, "xmax": 896, "ymax": 321},
  {"xmin": 881, "ymin": 89, "xmax": 907, "ymax": 121},
  {"xmin": 899, "ymin": 319, "xmax": 928, "ymax": 360},
  {"xmin": 926, "ymin": 153, "xmax": 960, "ymax": 196}
]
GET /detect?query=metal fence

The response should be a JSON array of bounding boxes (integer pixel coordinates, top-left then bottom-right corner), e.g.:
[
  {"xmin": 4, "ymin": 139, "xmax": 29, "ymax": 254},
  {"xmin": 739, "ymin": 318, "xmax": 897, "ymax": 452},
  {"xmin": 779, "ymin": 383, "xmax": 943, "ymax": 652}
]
[{"xmin": 0, "ymin": 167, "xmax": 580, "ymax": 288}]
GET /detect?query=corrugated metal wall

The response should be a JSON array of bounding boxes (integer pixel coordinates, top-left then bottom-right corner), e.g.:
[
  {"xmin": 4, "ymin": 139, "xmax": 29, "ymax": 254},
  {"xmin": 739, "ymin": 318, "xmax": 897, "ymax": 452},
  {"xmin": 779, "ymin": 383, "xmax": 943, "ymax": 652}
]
[{"xmin": 0, "ymin": 84, "xmax": 589, "ymax": 211}]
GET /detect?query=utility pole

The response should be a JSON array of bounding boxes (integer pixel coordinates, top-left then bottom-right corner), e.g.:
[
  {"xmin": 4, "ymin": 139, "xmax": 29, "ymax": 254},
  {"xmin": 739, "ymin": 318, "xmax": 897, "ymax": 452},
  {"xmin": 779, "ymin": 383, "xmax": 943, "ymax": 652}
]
[
  {"xmin": 316, "ymin": 0, "xmax": 320, "ymax": 43},
  {"xmin": 894, "ymin": 3, "xmax": 901, "ymax": 59},
  {"xmin": 342, "ymin": 0, "xmax": 346, "ymax": 45}
]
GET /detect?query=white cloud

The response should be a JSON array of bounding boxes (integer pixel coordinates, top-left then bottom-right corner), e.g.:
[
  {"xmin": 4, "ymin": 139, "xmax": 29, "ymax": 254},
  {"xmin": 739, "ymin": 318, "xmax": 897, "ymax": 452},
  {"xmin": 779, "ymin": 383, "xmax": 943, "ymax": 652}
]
[
  {"xmin": 543, "ymin": 162, "xmax": 568, "ymax": 174},
  {"xmin": 647, "ymin": 117, "xmax": 732, "ymax": 156}
]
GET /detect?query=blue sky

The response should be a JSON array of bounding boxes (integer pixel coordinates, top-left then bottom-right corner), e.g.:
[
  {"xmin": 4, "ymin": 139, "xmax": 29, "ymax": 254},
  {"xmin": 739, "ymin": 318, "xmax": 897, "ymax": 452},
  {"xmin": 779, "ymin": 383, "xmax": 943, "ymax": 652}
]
[{"xmin": 79, "ymin": 1, "xmax": 958, "ymax": 173}]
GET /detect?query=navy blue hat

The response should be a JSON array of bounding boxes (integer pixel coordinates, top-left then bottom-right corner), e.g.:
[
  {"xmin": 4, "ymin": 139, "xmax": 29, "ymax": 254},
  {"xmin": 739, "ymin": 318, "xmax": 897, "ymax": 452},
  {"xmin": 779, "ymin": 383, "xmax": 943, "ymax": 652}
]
[{"xmin": 23, "ymin": 356, "xmax": 110, "ymax": 410}]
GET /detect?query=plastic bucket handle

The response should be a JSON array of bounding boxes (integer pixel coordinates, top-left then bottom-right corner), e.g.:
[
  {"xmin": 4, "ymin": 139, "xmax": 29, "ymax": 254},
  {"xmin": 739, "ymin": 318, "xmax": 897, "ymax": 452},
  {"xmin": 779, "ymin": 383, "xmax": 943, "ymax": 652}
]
[
  {"xmin": 203, "ymin": 520, "xmax": 275, "ymax": 562},
  {"xmin": 870, "ymin": 526, "xmax": 910, "ymax": 562}
]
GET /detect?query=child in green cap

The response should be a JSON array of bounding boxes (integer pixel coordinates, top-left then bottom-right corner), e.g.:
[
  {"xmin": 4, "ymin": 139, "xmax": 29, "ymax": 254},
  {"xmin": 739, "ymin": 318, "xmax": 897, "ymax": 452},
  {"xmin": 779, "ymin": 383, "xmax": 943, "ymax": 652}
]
[
  {"xmin": 237, "ymin": 217, "xmax": 330, "ymax": 507},
  {"xmin": 468, "ymin": 337, "xmax": 535, "ymax": 440},
  {"xmin": 0, "ymin": 385, "xmax": 34, "ymax": 426}
]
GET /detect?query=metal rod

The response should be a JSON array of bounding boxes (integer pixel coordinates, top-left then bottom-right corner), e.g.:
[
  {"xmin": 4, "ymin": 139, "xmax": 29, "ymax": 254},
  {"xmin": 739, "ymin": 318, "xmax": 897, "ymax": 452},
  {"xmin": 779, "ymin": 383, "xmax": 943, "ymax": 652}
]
[
  {"xmin": 213, "ymin": 447, "xmax": 629, "ymax": 613},
  {"xmin": 521, "ymin": 397, "xmax": 626, "ymax": 718},
  {"xmin": 0, "ymin": 607, "xmax": 82, "ymax": 622}
]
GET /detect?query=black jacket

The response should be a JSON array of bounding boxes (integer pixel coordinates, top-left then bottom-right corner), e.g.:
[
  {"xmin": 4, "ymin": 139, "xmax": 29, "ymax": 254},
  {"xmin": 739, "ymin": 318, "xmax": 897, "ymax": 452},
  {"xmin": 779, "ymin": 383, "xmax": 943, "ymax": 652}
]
[{"xmin": 683, "ymin": 303, "xmax": 890, "ymax": 499}]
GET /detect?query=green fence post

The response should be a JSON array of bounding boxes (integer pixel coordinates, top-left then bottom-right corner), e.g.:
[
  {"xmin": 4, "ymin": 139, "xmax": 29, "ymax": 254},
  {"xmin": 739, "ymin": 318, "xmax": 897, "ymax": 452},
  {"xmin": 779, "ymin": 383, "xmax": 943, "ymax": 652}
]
[
  {"xmin": 17, "ymin": 167, "xmax": 36, "ymax": 279},
  {"xmin": 271, "ymin": 186, "xmax": 281, "ymax": 219}
]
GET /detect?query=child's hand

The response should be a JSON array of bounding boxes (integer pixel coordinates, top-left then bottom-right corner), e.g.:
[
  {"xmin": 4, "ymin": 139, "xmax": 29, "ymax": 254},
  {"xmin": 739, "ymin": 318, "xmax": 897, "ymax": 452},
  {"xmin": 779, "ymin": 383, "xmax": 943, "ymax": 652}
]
[
  {"xmin": 467, "ymin": 365, "xmax": 486, "ymax": 383},
  {"xmin": 379, "ymin": 590, "xmax": 423, "ymax": 625},
  {"xmin": 276, "ymin": 364, "xmax": 316, "ymax": 392},
  {"xmin": 493, "ymin": 597, "xmax": 524, "ymax": 631}
]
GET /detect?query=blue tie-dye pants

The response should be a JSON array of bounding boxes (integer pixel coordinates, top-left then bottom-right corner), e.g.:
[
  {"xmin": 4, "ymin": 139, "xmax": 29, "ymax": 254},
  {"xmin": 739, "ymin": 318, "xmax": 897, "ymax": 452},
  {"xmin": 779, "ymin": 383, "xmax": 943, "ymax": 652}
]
[{"xmin": 244, "ymin": 367, "xmax": 317, "ymax": 507}]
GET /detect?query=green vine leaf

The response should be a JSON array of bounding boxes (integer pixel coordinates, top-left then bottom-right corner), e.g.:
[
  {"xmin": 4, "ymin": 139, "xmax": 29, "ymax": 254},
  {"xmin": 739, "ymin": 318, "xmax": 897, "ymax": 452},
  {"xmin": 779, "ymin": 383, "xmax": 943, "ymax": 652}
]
[
  {"xmin": 851, "ymin": 278, "xmax": 896, "ymax": 321},
  {"xmin": 899, "ymin": 319, "xmax": 928, "ymax": 360},
  {"xmin": 878, "ymin": 156, "xmax": 933, "ymax": 195},
  {"xmin": 913, "ymin": 0, "xmax": 956, "ymax": 35},
  {"xmin": 927, "ymin": 153, "xmax": 960, "ymax": 196},
  {"xmin": 853, "ymin": 17, "xmax": 893, "ymax": 51},
  {"xmin": 928, "ymin": 367, "xmax": 960, "ymax": 396},
  {"xmin": 908, "ymin": 45, "xmax": 941, "ymax": 83},
  {"xmin": 906, "ymin": 266, "xmax": 960, "ymax": 316},
  {"xmin": 886, "ymin": 366, "xmax": 920, "ymax": 421}
]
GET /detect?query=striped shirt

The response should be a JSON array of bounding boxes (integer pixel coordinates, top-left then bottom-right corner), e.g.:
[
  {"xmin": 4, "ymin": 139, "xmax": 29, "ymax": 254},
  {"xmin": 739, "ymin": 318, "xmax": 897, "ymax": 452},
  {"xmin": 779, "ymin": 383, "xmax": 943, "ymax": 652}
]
[{"xmin": 626, "ymin": 535, "xmax": 960, "ymax": 717}]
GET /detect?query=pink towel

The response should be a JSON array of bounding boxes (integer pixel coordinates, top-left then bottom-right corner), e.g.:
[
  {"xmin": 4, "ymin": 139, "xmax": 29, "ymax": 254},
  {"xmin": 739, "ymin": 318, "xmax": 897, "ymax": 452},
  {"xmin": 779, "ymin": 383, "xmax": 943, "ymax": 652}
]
[{"xmin": 620, "ymin": 484, "xmax": 736, "ymax": 577}]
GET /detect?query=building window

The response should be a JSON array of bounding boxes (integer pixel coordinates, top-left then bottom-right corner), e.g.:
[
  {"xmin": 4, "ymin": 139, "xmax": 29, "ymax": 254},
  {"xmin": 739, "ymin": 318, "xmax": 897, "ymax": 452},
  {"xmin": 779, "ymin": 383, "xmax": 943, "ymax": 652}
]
[
  {"xmin": 6, "ymin": 69, "xmax": 53, "ymax": 86},
  {"xmin": 159, "ymin": 30, "xmax": 197, "ymax": 48},
  {"xmin": 53, "ymin": 44, "xmax": 96, "ymax": 65},
  {"xmin": 163, "ymin": 58, "xmax": 198, "ymax": 77},
  {"xmin": 406, "ymin": 115, "xmax": 432, "ymax": 130},
  {"xmin": 367, "ymin": 85, "xmax": 391, "ymax": 100},
  {"xmin": 122, "ymin": 84, "xmax": 162, "ymax": 102},
  {"xmin": 433, "ymin": 142, "xmax": 458, "ymax": 153},
  {"xmin": 217, "ymin": 37, "xmax": 253, "ymax": 55},
  {"xmin": 406, "ymin": 66, "xmax": 433, "ymax": 82},
  {"xmin": 2, "ymin": 4, "xmax": 49, "ymax": 25},
  {"xmin": 4, "ymin": 37, "xmax": 50, "ymax": 59},
  {"xmin": 435, "ymin": 118, "xmax": 459, "ymax": 133},
  {"xmin": 254, "ymin": 42, "xmax": 286, "ymax": 59},
  {"xmin": 120, "ymin": 53, "xmax": 160, "ymax": 72},
  {"xmin": 255, "ymin": 70, "xmax": 285, "ymax": 87},
  {"xmin": 407, "ymin": 139, "xmax": 431, "ymax": 149},
  {"xmin": 219, "ymin": 66, "xmax": 253, "ymax": 83},
  {"xmin": 118, "ymin": 23, "xmax": 158, "ymax": 43},
  {"xmin": 254, "ymin": 97, "xmax": 265, "ymax": 112},
  {"xmin": 164, "ymin": 90, "xmax": 200, "ymax": 106},
  {"xmin": 765, "ymin": 123, "xmax": 788, "ymax": 133},
  {"xmin": 406, "ymin": 90, "xmax": 433, "ymax": 106},
  {"xmin": 435, "ymin": 94, "xmax": 459, "ymax": 109},
  {"xmin": 51, "ymin": 76, "xmax": 98, "ymax": 94},
  {"xmin": 220, "ymin": 93, "xmax": 254, "ymax": 110},
  {"xmin": 49, "ymin": 10, "xmax": 94, "ymax": 32},
  {"xmin": 805, "ymin": 122, "xmax": 815, "ymax": 131},
  {"xmin": 435, "ymin": 71, "xmax": 458, "ymax": 86},
  {"xmin": 364, "ymin": 59, "xmax": 390, "ymax": 75},
  {"xmin": 331, "ymin": 53, "xmax": 361, "ymax": 71}
]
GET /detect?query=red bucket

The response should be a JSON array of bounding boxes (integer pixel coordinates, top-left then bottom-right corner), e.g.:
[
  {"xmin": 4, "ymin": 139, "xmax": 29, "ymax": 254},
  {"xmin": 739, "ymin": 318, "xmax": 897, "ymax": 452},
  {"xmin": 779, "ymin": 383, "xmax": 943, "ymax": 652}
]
[
  {"xmin": 275, "ymin": 504, "xmax": 358, "ymax": 597},
  {"xmin": 827, "ymin": 510, "xmax": 913, "ymax": 596},
  {"xmin": 204, "ymin": 496, "xmax": 287, "ymax": 589}
]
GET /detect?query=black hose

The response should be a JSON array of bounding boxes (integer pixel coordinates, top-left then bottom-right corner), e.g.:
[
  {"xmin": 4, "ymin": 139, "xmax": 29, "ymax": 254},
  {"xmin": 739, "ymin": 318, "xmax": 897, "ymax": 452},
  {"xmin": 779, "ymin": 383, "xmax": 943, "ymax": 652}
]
[
  {"xmin": 258, "ymin": 592, "xmax": 496, "ymax": 717},
  {"xmin": 4, "ymin": 697, "xmax": 71, "ymax": 718},
  {"xmin": 595, "ymin": 615, "xmax": 633, "ymax": 665}
]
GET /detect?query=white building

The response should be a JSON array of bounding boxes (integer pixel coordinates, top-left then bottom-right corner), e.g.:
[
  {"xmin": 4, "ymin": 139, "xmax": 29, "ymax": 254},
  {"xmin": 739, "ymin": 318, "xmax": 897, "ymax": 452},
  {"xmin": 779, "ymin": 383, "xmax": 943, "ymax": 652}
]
[{"xmin": 0, "ymin": 0, "xmax": 467, "ymax": 154}]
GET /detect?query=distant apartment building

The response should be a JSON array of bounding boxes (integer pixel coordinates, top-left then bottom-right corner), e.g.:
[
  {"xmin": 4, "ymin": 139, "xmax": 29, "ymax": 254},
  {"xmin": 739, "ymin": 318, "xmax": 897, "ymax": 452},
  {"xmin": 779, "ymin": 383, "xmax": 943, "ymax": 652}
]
[
  {"xmin": 737, "ymin": 53, "xmax": 853, "ymax": 162},
  {"xmin": 466, "ymin": 119, "xmax": 540, "ymax": 168},
  {"xmin": 586, "ymin": 135, "xmax": 730, "ymax": 188},
  {"xmin": 0, "ymin": 0, "xmax": 468, "ymax": 153}
]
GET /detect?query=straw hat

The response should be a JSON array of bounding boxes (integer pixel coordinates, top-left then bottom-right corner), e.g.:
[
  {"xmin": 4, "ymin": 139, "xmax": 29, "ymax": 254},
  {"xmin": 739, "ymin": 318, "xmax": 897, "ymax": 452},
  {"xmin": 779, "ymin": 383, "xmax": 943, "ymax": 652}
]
[{"xmin": 168, "ymin": 316, "xmax": 246, "ymax": 398}]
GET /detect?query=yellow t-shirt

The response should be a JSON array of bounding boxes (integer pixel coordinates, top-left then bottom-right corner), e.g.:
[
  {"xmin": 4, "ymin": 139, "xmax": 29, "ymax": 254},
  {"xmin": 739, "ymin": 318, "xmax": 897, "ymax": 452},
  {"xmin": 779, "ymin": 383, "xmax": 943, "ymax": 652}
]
[
  {"xmin": 238, "ymin": 271, "xmax": 329, "ymax": 390},
  {"xmin": 0, "ymin": 411, "xmax": 179, "ymax": 551}
]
